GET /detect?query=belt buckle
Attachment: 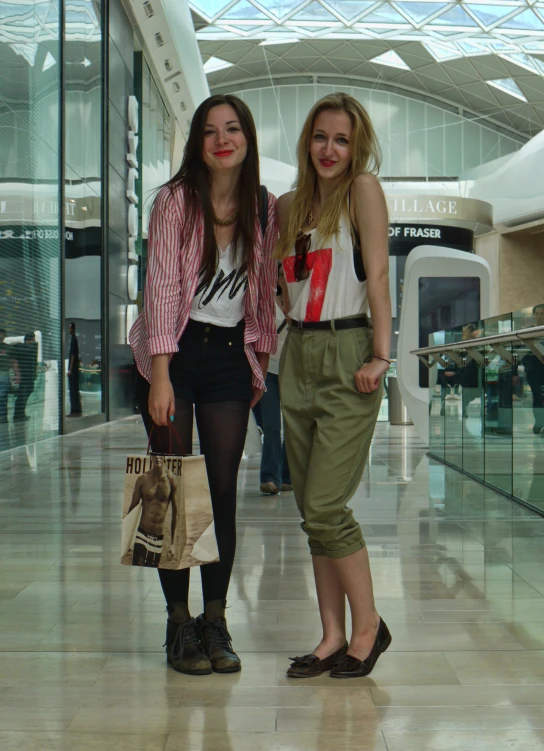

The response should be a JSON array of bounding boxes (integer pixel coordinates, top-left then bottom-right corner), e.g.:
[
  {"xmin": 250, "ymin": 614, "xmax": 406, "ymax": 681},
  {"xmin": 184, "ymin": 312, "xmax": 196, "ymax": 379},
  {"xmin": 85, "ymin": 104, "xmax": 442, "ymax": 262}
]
[{"xmin": 295, "ymin": 320, "xmax": 303, "ymax": 329}]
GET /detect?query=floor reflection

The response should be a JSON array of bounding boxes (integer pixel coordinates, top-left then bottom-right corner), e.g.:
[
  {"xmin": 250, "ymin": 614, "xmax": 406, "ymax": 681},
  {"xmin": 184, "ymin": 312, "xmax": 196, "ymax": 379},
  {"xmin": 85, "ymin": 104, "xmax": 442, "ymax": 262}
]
[{"xmin": 0, "ymin": 421, "xmax": 544, "ymax": 750}]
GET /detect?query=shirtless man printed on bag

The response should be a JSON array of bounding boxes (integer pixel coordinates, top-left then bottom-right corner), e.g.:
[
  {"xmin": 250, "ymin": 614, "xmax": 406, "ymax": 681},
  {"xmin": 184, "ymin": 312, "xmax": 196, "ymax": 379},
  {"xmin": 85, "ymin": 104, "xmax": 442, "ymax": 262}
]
[{"xmin": 129, "ymin": 455, "xmax": 178, "ymax": 567}]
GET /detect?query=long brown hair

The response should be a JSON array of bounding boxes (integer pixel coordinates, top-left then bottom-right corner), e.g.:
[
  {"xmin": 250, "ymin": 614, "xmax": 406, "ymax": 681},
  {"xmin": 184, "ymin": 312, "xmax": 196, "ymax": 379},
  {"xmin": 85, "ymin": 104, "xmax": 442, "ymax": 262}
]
[
  {"xmin": 276, "ymin": 92, "xmax": 381, "ymax": 259},
  {"xmin": 162, "ymin": 94, "xmax": 262, "ymax": 283}
]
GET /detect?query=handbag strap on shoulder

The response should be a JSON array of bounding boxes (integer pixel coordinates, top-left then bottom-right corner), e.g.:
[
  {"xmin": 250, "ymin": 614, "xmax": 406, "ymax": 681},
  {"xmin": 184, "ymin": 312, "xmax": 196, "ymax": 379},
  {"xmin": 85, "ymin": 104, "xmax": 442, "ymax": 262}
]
[{"xmin": 259, "ymin": 185, "xmax": 268, "ymax": 237}]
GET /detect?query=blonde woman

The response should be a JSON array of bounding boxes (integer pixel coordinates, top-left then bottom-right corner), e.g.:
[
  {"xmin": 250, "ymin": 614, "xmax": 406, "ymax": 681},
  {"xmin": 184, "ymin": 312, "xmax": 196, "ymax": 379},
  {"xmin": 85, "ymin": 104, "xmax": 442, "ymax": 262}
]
[{"xmin": 277, "ymin": 93, "xmax": 392, "ymax": 679}]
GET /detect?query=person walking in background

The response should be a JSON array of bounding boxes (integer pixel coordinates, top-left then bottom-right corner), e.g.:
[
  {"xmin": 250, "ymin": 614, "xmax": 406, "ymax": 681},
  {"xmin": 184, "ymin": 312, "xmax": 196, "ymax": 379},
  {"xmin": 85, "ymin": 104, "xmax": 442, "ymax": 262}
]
[
  {"xmin": 129, "ymin": 94, "xmax": 278, "ymax": 676},
  {"xmin": 523, "ymin": 303, "xmax": 544, "ymax": 435},
  {"xmin": 277, "ymin": 92, "xmax": 392, "ymax": 680},
  {"xmin": 13, "ymin": 333, "xmax": 38, "ymax": 422},
  {"xmin": 67, "ymin": 322, "xmax": 82, "ymax": 417},
  {"xmin": 259, "ymin": 301, "xmax": 292, "ymax": 495}
]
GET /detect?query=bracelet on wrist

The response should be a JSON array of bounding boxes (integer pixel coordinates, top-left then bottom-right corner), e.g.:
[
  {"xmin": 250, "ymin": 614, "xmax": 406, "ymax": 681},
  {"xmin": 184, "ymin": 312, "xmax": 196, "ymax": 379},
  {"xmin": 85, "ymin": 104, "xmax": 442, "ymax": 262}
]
[{"xmin": 373, "ymin": 355, "xmax": 391, "ymax": 365}]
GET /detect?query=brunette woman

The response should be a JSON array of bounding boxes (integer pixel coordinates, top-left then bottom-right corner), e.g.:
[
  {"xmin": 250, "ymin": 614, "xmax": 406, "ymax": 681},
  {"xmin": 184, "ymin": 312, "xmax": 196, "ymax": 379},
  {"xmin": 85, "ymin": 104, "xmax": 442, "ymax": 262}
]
[
  {"xmin": 130, "ymin": 94, "xmax": 277, "ymax": 675},
  {"xmin": 277, "ymin": 92, "xmax": 392, "ymax": 679}
]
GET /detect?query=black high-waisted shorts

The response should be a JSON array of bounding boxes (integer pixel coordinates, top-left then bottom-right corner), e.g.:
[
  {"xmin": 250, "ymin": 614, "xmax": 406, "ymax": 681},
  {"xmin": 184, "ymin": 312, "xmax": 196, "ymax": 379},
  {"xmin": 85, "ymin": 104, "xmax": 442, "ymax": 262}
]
[{"xmin": 138, "ymin": 318, "xmax": 253, "ymax": 404}]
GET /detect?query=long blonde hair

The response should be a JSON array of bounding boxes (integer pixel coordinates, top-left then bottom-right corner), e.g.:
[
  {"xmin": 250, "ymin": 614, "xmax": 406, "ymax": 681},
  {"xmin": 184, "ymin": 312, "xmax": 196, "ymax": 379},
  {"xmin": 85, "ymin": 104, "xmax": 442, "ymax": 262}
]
[{"xmin": 276, "ymin": 92, "xmax": 381, "ymax": 259}]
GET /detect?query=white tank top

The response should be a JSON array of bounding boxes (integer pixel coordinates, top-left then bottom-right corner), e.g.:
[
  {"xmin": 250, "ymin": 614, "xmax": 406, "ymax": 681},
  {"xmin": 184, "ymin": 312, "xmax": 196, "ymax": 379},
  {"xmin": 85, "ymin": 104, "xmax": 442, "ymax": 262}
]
[{"xmin": 282, "ymin": 210, "xmax": 369, "ymax": 323}]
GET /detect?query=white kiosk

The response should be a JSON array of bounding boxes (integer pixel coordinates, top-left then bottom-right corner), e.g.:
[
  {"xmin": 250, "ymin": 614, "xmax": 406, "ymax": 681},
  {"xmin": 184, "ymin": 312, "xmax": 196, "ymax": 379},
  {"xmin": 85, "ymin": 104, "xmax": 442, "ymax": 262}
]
[
  {"xmin": 388, "ymin": 194, "xmax": 493, "ymax": 446},
  {"xmin": 397, "ymin": 247, "xmax": 491, "ymax": 445}
]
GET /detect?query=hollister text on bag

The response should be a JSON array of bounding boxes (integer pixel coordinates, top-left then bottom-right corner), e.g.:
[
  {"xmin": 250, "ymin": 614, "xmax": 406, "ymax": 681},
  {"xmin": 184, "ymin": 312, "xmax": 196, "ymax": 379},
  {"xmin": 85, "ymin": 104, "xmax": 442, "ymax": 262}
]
[{"xmin": 121, "ymin": 451, "xmax": 218, "ymax": 570}]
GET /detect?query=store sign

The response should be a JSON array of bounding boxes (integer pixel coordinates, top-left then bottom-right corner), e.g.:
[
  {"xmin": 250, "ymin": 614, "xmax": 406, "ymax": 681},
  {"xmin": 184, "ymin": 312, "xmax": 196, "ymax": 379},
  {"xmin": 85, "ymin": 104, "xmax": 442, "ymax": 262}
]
[
  {"xmin": 389, "ymin": 226, "xmax": 443, "ymax": 239},
  {"xmin": 388, "ymin": 194, "xmax": 493, "ymax": 228},
  {"xmin": 126, "ymin": 95, "xmax": 139, "ymax": 341},
  {"xmin": 389, "ymin": 224, "xmax": 474, "ymax": 256},
  {"xmin": 389, "ymin": 198, "xmax": 458, "ymax": 216},
  {"xmin": 0, "ymin": 228, "xmax": 73, "ymax": 242}
]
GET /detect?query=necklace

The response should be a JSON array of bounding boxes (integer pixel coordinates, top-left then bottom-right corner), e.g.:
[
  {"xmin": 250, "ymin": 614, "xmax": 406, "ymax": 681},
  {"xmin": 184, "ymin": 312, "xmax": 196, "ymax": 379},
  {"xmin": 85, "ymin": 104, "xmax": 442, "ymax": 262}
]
[
  {"xmin": 307, "ymin": 205, "xmax": 314, "ymax": 226},
  {"xmin": 214, "ymin": 210, "xmax": 239, "ymax": 227}
]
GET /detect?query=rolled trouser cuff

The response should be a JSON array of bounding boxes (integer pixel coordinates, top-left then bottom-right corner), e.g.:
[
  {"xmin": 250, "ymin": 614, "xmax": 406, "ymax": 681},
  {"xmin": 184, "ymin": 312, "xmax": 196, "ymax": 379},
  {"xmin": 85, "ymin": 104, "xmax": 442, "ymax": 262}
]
[{"xmin": 309, "ymin": 537, "xmax": 366, "ymax": 559}]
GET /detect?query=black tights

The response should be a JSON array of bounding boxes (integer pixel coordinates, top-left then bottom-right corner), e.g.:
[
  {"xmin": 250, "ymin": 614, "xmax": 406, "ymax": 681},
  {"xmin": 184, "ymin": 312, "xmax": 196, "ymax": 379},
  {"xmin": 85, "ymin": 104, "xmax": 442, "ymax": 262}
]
[{"xmin": 139, "ymin": 390, "xmax": 249, "ymax": 608}]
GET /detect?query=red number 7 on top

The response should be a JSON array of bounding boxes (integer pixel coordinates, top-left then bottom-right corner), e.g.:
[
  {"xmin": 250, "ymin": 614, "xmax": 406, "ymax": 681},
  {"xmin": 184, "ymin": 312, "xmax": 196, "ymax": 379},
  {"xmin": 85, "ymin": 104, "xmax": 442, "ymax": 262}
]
[{"xmin": 283, "ymin": 248, "xmax": 333, "ymax": 323}]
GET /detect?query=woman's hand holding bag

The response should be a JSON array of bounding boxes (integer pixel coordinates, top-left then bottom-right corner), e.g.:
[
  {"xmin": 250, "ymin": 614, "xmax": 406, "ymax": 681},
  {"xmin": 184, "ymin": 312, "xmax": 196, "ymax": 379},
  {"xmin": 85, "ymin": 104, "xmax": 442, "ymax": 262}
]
[{"xmin": 148, "ymin": 376, "xmax": 176, "ymax": 426}]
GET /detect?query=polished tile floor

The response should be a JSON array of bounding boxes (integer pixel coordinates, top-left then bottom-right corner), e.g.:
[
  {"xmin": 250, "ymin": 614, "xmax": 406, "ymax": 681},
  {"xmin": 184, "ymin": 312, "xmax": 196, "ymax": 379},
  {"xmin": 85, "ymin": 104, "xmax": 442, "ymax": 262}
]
[{"xmin": 1, "ymin": 418, "xmax": 544, "ymax": 750}]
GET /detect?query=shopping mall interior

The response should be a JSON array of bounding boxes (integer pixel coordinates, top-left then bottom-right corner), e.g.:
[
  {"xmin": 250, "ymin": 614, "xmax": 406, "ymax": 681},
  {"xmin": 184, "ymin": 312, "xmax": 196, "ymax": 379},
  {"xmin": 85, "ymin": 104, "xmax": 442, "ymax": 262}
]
[{"xmin": 1, "ymin": 1, "xmax": 544, "ymax": 749}]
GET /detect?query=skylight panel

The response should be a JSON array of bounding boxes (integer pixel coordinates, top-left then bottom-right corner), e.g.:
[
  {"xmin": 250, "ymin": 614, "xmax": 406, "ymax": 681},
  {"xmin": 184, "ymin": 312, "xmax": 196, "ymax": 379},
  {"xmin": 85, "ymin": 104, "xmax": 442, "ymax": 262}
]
[
  {"xmin": 488, "ymin": 40, "xmax": 518, "ymax": 50},
  {"xmin": 523, "ymin": 42, "xmax": 544, "ymax": 51},
  {"xmin": 190, "ymin": 0, "xmax": 544, "ymax": 45},
  {"xmin": 487, "ymin": 78, "xmax": 528, "ymax": 100},
  {"xmin": 203, "ymin": 56, "xmax": 234, "ymax": 73},
  {"xmin": 394, "ymin": 2, "xmax": 449, "ymax": 25},
  {"xmin": 424, "ymin": 41, "xmax": 462, "ymax": 60},
  {"xmin": 371, "ymin": 50, "xmax": 410, "ymax": 69},
  {"xmin": 465, "ymin": 4, "xmax": 520, "ymax": 29},
  {"xmin": 291, "ymin": 1, "xmax": 340, "ymax": 21},
  {"xmin": 499, "ymin": 52, "xmax": 539, "ymax": 72},
  {"xmin": 325, "ymin": 0, "xmax": 375, "ymax": 22},
  {"xmin": 265, "ymin": 0, "xmax": 306, "ymax": 19},
  {"xmin": 504, "ymin": 8, "xmax": 544, "ymax": 31},
  {"xmin": 361, "ymin": 5, "xmax": 411, "ymax": 25},
  {"xmin": 222, "ymin": 0, "xmax": 268, "ymax": 21},
  {"xmin": 190, "ymin": 0, "xmax": 231, "ymax": 20},
  {"xmin": 429, "ymin": 5, "xmax": 480, "ymax": 27},
  {"xmin": 457, "ymin": 40, "xmax": 487, "ymax": 55},
  {"xmin": 530, "ymin": 55, "xmax": 544, "ymax": 73}
]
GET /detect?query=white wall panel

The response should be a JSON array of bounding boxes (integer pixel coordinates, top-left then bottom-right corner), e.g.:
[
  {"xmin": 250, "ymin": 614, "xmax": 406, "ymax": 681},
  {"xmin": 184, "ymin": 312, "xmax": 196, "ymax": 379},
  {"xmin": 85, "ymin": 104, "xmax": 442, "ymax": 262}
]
[{"xmin": 234, "ymin": 84, "xmax": 523, "ymax": 179}]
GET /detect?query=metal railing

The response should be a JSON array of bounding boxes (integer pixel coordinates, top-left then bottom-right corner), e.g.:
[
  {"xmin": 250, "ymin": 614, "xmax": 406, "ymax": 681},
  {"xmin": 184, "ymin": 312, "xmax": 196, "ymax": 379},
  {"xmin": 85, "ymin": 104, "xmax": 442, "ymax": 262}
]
[{"xmin": 411, "ymin": 325, "xmax": 544, "ymax": 369}]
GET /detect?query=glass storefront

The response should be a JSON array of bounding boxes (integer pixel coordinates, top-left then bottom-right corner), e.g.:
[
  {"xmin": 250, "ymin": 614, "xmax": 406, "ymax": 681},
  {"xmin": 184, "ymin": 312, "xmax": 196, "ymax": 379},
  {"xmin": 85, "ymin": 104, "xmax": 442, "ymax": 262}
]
[
  {"xmin": 0, "ymin": 1, "xmax": 171, "ymax": 452},
  {"xmin": 140, "ymin": 56, "xmax": 171, "ymax": 240},
  {"xmin": 0, "ymin": 1, "xmax": 62, "ymax": 451},
  {"xmin": 427, "ymin": 305, "xmax": 544, "ymax": 514},
  {"xmin": 64, "ymin": 0, "xmax": 104, "ymax": 423}
]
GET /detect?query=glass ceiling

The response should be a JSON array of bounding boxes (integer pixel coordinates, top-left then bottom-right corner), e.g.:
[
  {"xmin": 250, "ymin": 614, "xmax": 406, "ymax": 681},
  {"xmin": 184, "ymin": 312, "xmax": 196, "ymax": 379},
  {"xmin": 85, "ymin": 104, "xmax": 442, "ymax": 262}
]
[{"xmin": 189, "ymin": 0, "xmax": 544, "ymax": 60}]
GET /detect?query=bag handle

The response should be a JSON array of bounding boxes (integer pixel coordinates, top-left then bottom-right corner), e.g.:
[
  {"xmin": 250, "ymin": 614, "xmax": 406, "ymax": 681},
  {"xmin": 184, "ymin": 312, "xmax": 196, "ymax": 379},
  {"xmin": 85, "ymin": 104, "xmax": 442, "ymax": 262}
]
[{"xmin": 147, "ymin": 421, "xmax": 185, "ymax": 457}]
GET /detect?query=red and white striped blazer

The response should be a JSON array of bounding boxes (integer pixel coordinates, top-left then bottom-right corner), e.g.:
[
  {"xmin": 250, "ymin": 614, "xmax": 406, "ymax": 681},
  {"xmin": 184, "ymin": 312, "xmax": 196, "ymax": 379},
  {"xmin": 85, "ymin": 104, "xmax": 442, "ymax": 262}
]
[{"xmin": 129, "ymin": 183, "xmax": 278, "ymax": 391}]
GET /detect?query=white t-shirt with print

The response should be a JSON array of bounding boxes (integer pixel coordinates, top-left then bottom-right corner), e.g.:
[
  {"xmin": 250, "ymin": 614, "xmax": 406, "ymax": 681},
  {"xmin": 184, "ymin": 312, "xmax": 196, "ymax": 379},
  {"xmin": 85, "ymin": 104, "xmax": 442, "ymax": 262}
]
[{"xmin": 190, "ymin": 245, "xmax": 248, "ymax": 327}]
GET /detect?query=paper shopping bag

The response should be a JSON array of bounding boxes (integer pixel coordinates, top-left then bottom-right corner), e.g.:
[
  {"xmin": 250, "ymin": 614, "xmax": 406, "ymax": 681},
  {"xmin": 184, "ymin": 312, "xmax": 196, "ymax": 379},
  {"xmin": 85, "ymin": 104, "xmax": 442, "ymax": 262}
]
[
  {"xmin": 121, "ymin": 447, "xmax": 219, "ymax": 569},
  {"xmin": 244, "ymin": 410, "xmax": 262, "ymax": 458}
]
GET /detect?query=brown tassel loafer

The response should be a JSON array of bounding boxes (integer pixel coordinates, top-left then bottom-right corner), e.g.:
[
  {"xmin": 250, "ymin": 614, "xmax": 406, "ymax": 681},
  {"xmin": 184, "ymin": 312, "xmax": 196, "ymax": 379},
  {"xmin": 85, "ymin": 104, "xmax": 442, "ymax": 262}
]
[
  {"xmin": 287, "ymin": 642, "xmax": 348, "ymax": 678},
  {"xmin": 330, "ymin": 619, "xmax": 391, "ymax": 679}
]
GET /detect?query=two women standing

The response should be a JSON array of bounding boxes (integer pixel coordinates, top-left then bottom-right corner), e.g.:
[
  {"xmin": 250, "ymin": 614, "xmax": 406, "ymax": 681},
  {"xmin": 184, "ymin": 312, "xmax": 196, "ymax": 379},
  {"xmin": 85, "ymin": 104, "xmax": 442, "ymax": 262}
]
[{"xmin": 130, "ymin": 91, "xmax": 392, "ymax": 679}]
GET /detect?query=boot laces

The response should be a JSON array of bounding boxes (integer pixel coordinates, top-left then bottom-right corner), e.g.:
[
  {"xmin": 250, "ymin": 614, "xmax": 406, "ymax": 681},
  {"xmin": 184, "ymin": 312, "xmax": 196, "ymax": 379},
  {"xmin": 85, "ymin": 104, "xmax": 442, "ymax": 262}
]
[
  {"xmin": 208, "ymin": 619, "xmax": 234, "ymax": 654},
  {"xmin": 166, "ymin": 619, "xmax": 200, "ymax": 660}
]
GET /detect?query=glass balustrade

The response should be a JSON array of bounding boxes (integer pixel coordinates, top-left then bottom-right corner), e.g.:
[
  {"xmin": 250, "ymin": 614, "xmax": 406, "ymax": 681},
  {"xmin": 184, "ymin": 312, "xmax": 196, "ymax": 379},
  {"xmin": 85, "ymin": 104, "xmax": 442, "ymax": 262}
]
[{"xmin": 423, "ymin": 304, "xmax": 544, "ymax": 515}]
